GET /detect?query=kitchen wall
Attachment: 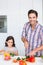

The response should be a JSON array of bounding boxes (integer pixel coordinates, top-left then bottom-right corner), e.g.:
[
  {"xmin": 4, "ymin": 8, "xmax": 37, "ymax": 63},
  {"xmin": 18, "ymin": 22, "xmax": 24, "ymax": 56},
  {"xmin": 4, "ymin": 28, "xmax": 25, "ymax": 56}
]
[{"xmin": 0, "ymin": 0, "xmax": 42, "ymax": 55}]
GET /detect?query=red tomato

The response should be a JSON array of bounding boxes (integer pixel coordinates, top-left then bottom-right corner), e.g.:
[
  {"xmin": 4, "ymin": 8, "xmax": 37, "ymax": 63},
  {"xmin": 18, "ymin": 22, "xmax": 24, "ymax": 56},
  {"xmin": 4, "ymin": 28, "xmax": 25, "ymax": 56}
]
[
  {"xmin": 13, "ymin": 59, "xmax": 18, "ymax": 63},
  {"xmin": 19, "ymin": 60, "xmax": 23, "ymax": 65},
  {"xmin": 29, "ymin": 56, "xmax": 35, "ymax": 62},
  {"xmin": 19, "ymin": 60, "xmax": 27, "ymax": 65}
]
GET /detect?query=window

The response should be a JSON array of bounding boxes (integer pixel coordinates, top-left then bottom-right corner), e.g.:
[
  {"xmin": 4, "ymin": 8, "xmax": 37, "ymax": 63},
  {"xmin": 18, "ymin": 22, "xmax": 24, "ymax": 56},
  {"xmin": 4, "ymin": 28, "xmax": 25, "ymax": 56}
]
[{"xmin": 0, "ymin": 15, "xmax": 7, "ymax": 33}]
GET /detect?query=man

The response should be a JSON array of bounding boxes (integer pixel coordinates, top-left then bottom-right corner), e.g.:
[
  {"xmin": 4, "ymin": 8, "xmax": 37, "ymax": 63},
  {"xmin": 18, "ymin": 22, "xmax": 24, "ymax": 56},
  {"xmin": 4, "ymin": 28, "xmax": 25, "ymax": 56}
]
[{"xmin": 21, "ymin": 9, "xmax": 43, "ymax": 56}]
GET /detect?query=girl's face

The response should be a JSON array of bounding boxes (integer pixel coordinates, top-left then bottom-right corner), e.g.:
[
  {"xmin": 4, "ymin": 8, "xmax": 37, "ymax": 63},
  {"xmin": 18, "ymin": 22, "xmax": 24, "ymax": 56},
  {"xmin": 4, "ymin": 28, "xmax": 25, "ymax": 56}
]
[
  {"xmin": 6, "ymin": 39, "xmax": 13, "ymax": 47},
  {"xmin": 28, "ymin": 13, "xmax": 38, "ymax": 25}
]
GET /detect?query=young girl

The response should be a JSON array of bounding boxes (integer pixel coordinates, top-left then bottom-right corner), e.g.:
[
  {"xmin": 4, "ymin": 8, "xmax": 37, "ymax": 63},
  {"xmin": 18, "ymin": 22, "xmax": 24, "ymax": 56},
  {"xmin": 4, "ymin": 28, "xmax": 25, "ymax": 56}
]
[{"xmin": 0, "ymin": 36, "xmax": 18, "ymax": 56}]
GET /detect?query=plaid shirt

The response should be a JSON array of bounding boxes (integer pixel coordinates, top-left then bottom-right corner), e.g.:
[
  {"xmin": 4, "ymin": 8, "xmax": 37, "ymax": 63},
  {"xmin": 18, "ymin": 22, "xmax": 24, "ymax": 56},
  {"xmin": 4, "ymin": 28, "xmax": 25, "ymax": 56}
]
[{"xmin": 22, "ymin": 22, "xmax": 43, "ymax": 56}]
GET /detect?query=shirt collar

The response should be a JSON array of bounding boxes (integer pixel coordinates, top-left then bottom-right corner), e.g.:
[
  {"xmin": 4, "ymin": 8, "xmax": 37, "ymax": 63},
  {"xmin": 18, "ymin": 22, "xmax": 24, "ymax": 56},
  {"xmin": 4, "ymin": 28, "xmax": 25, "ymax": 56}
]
[{"xmin": 29, "ymin": 22, "xmax": 39, "ymax": 29}]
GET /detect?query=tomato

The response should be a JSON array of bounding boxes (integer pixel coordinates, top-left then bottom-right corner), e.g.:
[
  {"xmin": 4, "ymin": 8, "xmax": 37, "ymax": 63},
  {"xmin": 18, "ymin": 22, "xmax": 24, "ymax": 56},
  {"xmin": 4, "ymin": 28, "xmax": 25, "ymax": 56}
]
[
  {"xmin": 4, "ymin": 56, "xmax": 11, "ymax": 60},
  {"xmin": 29, "ymin": 56, "xmax": 35, "ymax": 62},
  {"xmin": 19, "ymin": 60, "xmax": 27, "ymax": 65},
  {"xmin": 13, "ymin": 59, "xmax": 18, "ymax": 63},
  {"xmin": 19, "ymin": 60, "xmax": 23, "ymax": 65}
]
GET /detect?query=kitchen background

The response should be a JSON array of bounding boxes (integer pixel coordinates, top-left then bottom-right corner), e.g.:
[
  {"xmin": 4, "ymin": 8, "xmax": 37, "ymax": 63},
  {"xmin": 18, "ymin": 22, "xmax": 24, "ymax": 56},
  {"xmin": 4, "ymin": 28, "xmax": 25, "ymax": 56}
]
[{"xmin": 0, "ymin": 0, "xmax": 43, "ymax": 55}]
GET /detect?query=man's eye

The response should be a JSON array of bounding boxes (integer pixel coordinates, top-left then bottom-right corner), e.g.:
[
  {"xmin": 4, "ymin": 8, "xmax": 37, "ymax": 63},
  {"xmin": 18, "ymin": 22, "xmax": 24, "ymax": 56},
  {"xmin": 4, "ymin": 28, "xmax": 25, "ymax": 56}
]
[{"xmin": 33, "ymin": 17, "xmax": 35, "ymax": 18}]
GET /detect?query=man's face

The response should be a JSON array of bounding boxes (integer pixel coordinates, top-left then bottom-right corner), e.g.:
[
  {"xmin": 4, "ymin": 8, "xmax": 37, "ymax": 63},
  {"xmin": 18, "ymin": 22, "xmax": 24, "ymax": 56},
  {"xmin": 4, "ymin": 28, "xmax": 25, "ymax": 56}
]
[{"xmin": 28, "ymin": 13, "xmax": 38, "ymax": 25}]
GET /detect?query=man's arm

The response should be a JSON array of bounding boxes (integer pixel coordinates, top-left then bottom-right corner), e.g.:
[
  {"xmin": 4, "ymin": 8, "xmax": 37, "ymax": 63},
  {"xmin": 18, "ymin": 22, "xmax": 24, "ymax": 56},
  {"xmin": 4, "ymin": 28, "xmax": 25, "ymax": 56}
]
[
  {"xmin": 21, "ymin": 37, "xmax": 29, "ymax": 48},
  {"xmin": 28, "ymin": 45, "xmax": 43, "ymax": 56},
  {"xmin": 21, "ymin": 37, "xmax": 28, "ymax": 43},
  {"xmin": 21, "ymin": 23, "xmax": 29, "ymax": 48}
]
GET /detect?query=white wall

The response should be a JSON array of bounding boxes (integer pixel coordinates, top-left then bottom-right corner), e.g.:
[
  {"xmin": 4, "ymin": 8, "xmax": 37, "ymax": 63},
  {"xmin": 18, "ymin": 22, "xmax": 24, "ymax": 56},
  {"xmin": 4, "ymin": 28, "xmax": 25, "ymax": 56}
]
[
  {"xmin": 0, "ymin": 0, "xmax": 42, "ymax": 55},
  {"xmin": 32, "ymin": 0, "xmax": 42, "ymax": 25}
]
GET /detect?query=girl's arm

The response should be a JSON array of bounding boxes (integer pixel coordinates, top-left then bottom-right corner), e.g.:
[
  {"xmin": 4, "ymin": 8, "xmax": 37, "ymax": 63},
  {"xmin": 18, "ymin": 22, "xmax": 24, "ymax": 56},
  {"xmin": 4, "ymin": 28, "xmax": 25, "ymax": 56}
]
[
  {"xmin": 0, "ymin": 50, "xmax": 5, "ymax": 54},
  {"xmin": 0, "ymin": 50, "xmax": 5, "ymax": 52},
  {"xmin": 11, "ymin": 50, "xmax": 18, "ymax": 56},
  {"xmin": 14, "ymin": 51, "xmax": 18, "ymax": 56}
]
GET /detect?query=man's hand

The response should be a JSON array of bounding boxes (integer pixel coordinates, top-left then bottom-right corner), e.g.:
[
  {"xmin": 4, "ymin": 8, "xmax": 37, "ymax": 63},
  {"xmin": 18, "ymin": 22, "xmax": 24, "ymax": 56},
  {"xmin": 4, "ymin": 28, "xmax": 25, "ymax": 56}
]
[
  {"xmin": 27, "ymin": 51, "xmax": 35, "ymax": 56},
  {"xmin": 24, "ymin": 41, "xmax": 29, "ymax": 48}
]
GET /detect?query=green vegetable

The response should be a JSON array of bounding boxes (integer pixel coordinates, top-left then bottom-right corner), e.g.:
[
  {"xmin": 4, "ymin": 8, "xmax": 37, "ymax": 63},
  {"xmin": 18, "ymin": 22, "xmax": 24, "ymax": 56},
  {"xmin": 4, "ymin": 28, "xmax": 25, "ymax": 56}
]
[
  {"xmin": 41, "ymin": 56, "xmax": 43, "ymax": 59},
  {"xmin": 16, "ymin": 57, "xmax": 21, "ymax": 60},
  {"xmin": 22, "ymin": 58, "xmax": 26, "ymax": 60},
  {"xmin": 10, "ymin": 53, "xmax": 15, "ymax": 57},
  {"xmin": 26, "ymin": 56, "xmax": 30, "ymax": 59}
]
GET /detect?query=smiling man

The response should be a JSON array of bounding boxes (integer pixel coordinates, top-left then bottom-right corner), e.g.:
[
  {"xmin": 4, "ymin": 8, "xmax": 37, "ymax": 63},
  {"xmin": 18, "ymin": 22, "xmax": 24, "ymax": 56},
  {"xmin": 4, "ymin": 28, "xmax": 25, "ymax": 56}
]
[{"xmin": 21, "ymin": 9, "xmax": 43, "ymax": 56}]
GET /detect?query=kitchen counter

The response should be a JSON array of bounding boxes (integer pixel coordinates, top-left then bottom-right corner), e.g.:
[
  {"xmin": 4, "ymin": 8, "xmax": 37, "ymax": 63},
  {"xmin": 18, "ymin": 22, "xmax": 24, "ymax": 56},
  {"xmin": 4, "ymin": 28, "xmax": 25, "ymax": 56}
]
[{"xmin": 0, "ymin": 55, "xmax": 43, "ymax": 65}]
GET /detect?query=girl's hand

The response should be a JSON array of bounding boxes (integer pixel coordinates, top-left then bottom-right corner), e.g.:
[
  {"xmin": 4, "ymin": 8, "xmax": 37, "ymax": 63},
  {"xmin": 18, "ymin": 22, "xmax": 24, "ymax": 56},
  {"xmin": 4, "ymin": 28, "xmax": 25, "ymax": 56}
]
[{"xmin": 0, "ymin": 50, "xmax": 5, "ymax": 54}]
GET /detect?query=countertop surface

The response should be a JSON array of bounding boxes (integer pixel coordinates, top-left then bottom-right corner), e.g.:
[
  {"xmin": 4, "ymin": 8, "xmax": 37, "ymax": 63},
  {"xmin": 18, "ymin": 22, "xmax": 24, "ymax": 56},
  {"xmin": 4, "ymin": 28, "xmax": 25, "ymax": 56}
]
[{"xmin": 0, "ymin": 55, "xmax": 43, "ymax": 65}]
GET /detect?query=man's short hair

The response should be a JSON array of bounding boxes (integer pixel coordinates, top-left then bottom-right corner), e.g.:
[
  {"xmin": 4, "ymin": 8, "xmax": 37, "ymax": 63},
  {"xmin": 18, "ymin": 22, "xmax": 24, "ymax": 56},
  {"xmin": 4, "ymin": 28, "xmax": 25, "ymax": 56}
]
[{"xmin": 28, "ymin": 9, "xmax": 38, "ymax": 17}]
